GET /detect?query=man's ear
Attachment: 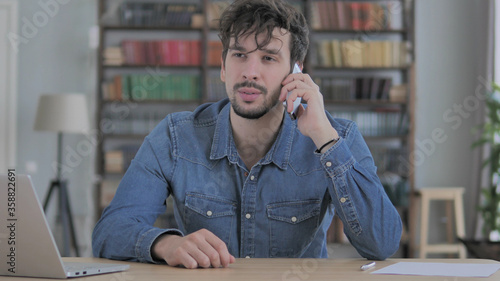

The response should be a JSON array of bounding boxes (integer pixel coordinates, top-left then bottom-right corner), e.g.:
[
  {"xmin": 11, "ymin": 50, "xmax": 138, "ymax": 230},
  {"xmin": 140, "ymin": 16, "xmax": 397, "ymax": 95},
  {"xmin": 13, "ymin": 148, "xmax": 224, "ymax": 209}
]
[{"xmin": 220, "ymin": 57, "xmax": 226, "ymax": 82}]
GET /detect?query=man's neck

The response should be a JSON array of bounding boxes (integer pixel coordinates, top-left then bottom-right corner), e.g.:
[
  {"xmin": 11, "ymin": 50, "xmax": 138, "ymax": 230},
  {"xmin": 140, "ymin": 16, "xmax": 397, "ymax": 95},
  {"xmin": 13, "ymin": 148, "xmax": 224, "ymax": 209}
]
[{"xmin": 230, "ymin": 105, "xmax": 285, "ymax": 169}]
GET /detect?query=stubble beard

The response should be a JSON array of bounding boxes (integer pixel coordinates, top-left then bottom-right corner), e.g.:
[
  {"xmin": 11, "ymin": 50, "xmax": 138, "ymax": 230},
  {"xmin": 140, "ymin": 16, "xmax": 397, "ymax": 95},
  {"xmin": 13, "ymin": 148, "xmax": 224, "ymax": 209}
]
[{"xmin": 229, "ymin": 81, "xmax": 281, "ymax": 120}]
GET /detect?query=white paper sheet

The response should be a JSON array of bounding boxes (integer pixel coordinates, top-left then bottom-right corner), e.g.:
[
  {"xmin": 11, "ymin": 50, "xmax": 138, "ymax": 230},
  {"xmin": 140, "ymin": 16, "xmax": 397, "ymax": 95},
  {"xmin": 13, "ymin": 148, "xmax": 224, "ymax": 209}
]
[{"xmin": 371, "ymin": 262, "xmax": 500, "ymax": 278}]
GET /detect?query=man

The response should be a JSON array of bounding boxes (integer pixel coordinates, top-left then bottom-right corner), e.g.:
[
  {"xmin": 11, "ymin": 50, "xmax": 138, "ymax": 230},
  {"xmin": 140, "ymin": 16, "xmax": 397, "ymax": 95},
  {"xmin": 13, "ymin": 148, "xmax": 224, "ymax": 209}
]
[{"xmin": 92, "ymin": 0, "xmax": 402, "ymax": 269}]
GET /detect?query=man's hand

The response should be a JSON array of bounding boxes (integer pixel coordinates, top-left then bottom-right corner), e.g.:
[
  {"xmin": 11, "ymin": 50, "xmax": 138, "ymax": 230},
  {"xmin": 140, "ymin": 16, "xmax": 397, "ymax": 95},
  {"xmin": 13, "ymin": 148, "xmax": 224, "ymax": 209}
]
[
  {"xmin": 280, "ymin": 72, "xmax": 339, "ymax": 150},
  {"xmin": 152, "ymin": 229, "xmax": 235, "ymax": 269}
]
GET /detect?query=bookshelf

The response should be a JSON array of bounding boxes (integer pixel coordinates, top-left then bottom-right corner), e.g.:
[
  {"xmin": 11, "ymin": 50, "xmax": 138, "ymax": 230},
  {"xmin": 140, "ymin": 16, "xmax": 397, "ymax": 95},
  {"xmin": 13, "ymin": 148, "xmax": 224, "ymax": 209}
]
[{"xmin": 95, "ymin": 0, "xmax": 415, "ymax": 257}]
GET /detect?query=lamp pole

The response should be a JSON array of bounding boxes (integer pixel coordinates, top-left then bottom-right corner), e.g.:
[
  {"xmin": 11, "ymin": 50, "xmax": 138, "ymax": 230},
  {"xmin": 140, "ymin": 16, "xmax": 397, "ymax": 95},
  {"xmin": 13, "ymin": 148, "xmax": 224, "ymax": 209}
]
[{"xmin": 43, "ymin": 132, "xmax": 80, "ymax": 257}]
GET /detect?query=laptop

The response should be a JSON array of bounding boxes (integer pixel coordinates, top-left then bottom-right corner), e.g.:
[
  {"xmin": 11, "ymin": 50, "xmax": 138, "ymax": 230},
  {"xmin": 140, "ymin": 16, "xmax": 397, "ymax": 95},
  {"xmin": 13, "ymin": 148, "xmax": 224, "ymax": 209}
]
[{"xmin": 0, "ymin": 174, "xmax": 130, "ymax": 278}]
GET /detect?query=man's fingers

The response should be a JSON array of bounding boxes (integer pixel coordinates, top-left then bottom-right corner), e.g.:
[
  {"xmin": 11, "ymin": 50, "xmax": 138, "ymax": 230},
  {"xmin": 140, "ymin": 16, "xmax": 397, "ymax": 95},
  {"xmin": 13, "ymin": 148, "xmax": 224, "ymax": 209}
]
[
  {"xmin": 196, "ymin": 241, "xmax": 221, "ymax": 268},
  {"xmin": 200, "ymin": 229, "xmax": 233, "ymax": 267},
  {"xmin": 168, "ymin": 229, "xmax": 232, "ymax": 269}
]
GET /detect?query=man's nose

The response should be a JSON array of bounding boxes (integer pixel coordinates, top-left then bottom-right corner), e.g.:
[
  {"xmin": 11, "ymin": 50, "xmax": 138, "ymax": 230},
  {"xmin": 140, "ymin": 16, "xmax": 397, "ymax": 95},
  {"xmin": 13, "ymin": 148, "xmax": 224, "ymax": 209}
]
[{"xmin": 242, "ymin": 58, "xmax": 261, "ymax": 81}]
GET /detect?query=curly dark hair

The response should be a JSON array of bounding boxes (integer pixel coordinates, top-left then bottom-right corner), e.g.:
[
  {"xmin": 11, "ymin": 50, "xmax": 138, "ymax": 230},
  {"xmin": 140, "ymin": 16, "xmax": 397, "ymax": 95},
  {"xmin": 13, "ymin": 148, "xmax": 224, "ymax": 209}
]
[{"xmin": 218, "ymin": 0, "xmax": 309, "ymax": 71}]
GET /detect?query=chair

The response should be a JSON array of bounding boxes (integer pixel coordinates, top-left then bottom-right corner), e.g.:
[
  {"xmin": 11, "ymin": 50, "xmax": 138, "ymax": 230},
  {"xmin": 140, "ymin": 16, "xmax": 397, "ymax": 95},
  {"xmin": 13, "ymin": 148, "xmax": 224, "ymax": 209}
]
[{"xmin": 418, "ymin": 187, "xmax": 466, "ymax": 258}]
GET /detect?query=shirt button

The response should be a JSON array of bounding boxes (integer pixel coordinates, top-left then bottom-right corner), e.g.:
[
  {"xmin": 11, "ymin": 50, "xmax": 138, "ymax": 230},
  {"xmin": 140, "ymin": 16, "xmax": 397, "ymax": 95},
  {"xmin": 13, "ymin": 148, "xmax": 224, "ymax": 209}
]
[
  {"xmin": 291, "ymin": 216, "xmax": 297, "ymax": 223},
  {"xmin": 340, "ymin": 197, "xmax": 347, "ymax": 203},
  {"xmin": 245, "ymin": 213, "xmax": 251, "ymax": 219},
  {"xmin": 326, "ymin": 162, "xmax": 332, "ymax": 167},
  {"xmin": 206, "ymin": 210, "xmax": 213, "ymax": 216},
  {"xmin": 250, "ymin": 175, "xmax": 255, "ymax": 180}
]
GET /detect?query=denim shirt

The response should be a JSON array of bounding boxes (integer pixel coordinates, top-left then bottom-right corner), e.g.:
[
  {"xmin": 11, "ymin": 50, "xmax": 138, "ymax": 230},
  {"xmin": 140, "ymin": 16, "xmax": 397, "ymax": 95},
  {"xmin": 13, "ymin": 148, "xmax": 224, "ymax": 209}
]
[{"xmin": 92, "ymin": 99, "xmax": 402, "ymax": 263}]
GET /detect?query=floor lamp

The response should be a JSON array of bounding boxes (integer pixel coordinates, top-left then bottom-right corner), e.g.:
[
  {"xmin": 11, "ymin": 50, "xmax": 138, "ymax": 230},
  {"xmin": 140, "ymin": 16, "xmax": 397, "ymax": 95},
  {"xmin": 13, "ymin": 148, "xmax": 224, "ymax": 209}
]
[{"xmin": 34, "ymin": 93, "xmax": 90, "ymax": 257}]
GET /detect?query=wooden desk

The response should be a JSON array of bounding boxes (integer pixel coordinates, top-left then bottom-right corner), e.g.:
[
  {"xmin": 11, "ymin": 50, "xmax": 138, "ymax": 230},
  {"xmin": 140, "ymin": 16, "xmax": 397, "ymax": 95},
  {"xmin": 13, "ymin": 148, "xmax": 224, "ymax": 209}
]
[{"xmin": 2, "ymin": 258, "xmax": 500, "ymax": 281}]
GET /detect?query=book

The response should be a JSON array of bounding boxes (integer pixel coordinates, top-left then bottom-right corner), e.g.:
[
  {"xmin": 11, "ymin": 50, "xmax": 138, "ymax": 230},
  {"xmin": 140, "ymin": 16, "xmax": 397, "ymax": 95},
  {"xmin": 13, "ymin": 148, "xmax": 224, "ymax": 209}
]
[
  {"xmin": 317, "ymin": 41, "xmax": 332, "ymax": 67},
  {"xmin": 350, "ymin": 3, "xmax": 362, "ymax": 30},
  {"xmin": 208, "ymin": 41, "xmax": 223, "ymax": 66}
]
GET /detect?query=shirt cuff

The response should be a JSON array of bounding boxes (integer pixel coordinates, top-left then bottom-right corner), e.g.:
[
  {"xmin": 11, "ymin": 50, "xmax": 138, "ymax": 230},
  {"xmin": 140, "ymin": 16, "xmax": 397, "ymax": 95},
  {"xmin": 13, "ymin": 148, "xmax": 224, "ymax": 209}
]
[
  {"xmin": 317, "ymin": 138, "xmax": 355, "ymax": 177},
  {"xmin": 136, "ymin": 227, "xmax": 184, "ymax": 264}
]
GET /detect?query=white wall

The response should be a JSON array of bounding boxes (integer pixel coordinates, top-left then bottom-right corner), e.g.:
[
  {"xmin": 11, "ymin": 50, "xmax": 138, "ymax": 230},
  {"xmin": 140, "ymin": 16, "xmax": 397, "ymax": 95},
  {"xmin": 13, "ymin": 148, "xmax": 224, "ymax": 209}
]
[
  {"xmin": 0, "ymin": 1, "xmax": 18, "ymax": 172},
  {"xmin": 16, "ymin": 0, "xmax": 97, "ymax": 256},
  {"xmin": 415, "ymin": 0, "xmax": 491, "ymax": 242}
]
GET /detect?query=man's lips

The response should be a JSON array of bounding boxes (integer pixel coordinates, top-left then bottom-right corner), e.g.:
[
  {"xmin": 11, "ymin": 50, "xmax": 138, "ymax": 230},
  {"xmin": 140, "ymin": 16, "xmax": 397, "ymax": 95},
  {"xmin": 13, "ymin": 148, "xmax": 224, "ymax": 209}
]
[{"xmin": 237, "ymin": 87, "xmax": 262, "ymax": 102}]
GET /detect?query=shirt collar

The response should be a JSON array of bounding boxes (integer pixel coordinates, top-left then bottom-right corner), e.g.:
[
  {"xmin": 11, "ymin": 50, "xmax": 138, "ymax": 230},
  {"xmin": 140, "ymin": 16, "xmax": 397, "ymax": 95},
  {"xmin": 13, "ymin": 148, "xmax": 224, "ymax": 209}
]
[{"xmin": 210, "ymin": 102, "xmax": 295, "ymax": 170}]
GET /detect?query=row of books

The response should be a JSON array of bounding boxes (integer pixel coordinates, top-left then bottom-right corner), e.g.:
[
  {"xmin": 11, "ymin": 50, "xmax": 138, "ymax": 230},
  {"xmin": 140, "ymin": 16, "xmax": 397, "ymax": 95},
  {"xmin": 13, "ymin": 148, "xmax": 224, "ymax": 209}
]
[
  {"xmin": 310, "ymin": 1, "xmax": 402, "ymax": 31},
  {"xmin": 120, "ymin": 40, "xmax": 202, "ymax": 66},
  {"xmin": 102, "ymin": 74, "xmax": 200, "ymax": 101},
  {"xmin": 114, "ymin": 40, "xmax": 222, "ymax": 66},
  {"xmin": 316, "ymin": 40, "xmax": 410, "ymax": 68},
  {"xmin": 333, "ymin": 109, "xmax": 406, "ymax": 137},
  {"xmin": 119, "ymin": 3, "xmax": 201, "ymax": 27},
  {"xmin": 314, "ymin": 76, "xmax": 393, "ymax": 101},
  {"xmin": 101, "ymin": 111, "xmax": 165, "ymax": 135}
]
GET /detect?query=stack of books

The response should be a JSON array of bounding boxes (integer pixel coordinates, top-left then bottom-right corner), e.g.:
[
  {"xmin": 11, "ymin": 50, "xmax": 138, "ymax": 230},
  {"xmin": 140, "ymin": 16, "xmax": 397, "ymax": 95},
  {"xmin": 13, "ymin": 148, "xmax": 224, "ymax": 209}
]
[{"xmin": 103, "ymin": 47, "xmax": 124, "ymax": 66}]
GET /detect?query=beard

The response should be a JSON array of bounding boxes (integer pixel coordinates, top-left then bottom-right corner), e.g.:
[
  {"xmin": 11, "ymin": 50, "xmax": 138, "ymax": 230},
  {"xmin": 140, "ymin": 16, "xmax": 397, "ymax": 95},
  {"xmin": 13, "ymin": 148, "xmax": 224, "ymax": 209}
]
[{"xmin": 229, "ymin": 81, "xmax": 281, "ymax": 119}]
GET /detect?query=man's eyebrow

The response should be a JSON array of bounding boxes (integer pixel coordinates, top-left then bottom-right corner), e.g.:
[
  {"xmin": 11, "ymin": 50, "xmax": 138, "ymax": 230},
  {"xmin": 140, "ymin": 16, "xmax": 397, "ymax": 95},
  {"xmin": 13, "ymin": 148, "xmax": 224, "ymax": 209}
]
[
  {"xmin": 228, "ymin": 44, "xmax": 282, "ymax": 56},
  {"xmin": 262, "ymin": 47, "xmax": 281, "ymax": 55},
  {"xmin": 228, "ymin": 44, "xmax": 246, "ymax": 52}
]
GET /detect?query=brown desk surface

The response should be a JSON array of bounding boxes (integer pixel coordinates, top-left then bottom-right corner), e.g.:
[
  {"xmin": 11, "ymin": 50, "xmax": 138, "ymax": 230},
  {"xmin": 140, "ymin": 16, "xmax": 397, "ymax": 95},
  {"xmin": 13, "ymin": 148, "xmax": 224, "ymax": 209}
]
[{"xmin": 3, "ymin": 257, "xmax": 500, "ymax": 281}]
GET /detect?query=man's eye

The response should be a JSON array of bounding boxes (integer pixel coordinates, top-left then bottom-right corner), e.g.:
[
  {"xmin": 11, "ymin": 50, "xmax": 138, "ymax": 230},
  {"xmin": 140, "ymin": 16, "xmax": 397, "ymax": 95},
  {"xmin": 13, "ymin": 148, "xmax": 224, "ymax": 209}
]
[
  {"xmin": 264, "ymin": 56, "xmax": 276, "ymax": 61},
  {"xmin": 233, "ymin": 53, "xmax": 245, "ymax": 58}
]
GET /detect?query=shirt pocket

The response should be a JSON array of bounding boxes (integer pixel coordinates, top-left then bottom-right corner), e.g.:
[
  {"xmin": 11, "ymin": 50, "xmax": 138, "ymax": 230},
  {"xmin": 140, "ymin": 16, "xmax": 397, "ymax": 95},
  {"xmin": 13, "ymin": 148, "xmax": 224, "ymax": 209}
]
[
  {"xmin": 184, "ymin": 192, "xmax": 237, "ymax": 245},
  {"xmin": 266, "ymin": 199, "xmax": 321, "ymax": 257}
]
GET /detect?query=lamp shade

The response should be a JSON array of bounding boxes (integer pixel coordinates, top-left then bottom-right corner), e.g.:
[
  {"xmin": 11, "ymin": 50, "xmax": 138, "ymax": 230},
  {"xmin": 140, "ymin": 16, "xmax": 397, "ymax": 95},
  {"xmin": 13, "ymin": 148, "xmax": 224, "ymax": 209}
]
[{"xmin": 34, "ymin": 93, "xmax": 90, "ymax": 134}]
